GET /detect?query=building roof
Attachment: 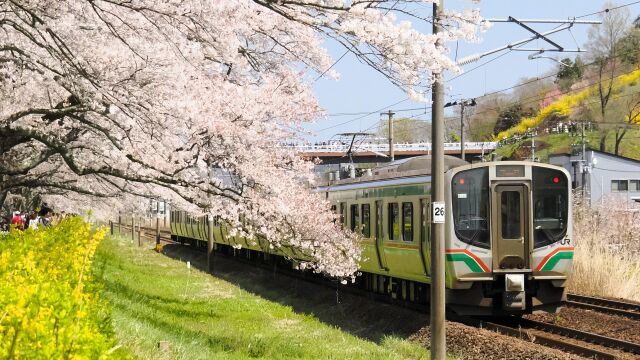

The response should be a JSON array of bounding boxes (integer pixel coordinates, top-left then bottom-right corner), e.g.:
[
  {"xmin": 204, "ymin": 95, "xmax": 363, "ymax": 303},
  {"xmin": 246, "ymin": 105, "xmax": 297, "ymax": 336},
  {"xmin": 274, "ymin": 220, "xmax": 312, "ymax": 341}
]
[{"xmin": 550, "ymin": 149, "xmax": 640, "ymax": 165}]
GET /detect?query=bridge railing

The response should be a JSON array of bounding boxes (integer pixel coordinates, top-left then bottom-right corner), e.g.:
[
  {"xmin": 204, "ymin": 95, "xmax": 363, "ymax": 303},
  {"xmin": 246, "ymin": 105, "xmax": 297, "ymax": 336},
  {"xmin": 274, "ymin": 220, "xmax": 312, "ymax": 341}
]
[{"xmin": 289, "ymin": 142, "xmax": 497, "ymax": 153}]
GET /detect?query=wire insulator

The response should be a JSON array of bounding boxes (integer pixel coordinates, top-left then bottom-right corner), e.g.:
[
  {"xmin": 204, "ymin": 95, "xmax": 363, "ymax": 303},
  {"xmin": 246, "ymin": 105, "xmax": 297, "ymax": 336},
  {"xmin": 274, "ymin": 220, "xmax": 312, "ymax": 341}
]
[{"xmin": 456, "ymin": 54, "xmax": 482, "ymax": 65}]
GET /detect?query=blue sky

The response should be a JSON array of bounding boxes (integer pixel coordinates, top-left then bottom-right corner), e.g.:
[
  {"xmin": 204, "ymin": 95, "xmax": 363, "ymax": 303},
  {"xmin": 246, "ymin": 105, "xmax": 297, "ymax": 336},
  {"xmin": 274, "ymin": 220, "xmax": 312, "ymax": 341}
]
[{"xmin": 305, "ymin": 0, "xmax": 640, "ymax": 141}]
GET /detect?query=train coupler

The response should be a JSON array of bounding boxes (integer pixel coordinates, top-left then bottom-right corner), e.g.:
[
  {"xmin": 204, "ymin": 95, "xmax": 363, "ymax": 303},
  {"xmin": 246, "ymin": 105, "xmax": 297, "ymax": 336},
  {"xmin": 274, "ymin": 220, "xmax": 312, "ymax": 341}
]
[{"xmin": 502, "ymin": 274, "xmax": 526, "ymax": 311}]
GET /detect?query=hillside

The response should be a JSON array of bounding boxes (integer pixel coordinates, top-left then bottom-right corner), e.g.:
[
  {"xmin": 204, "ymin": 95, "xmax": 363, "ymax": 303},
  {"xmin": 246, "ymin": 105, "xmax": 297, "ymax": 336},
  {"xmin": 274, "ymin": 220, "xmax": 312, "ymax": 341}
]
[{"xmin": 494, "ymin": 129, "xmax": 640, "ymax": 162}]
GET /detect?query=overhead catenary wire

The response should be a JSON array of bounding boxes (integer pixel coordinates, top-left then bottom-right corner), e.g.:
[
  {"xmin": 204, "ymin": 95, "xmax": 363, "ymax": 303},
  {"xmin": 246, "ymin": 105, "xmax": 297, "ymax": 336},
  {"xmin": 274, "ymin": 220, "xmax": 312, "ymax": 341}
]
[
  {"xmin": 575, "ymin": 0, "xmax": 640, "ymax": 19},
  {"xmin": 316, "ymin": 98, "xmax": 409, "ymax": 132},
  {"xmin": 315, "ymin": 2, "xmax": 640, "ymax": 138}
]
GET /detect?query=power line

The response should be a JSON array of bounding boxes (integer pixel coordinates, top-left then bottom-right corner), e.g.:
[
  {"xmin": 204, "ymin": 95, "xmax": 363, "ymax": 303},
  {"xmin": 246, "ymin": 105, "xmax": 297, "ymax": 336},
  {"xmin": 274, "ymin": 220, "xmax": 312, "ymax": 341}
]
[
  {"xmin": 447, "ymin": 50, "xmax": 513, "ymax": 83},
  {"xmin": 314, "ymin": 0, "xmax": 401, "ymax": 82},
  {"xmin": 316, "ymin": 2, "xmax": 640, "ymax": 137},
  {"xmin": 447, "ymin": 2, "xmax": 640, "ymax": 95},
  {"xmin": 576, "ymin": 0, "xmax": 640, "ymax": 19},
  {"xmin": 316, "ymin": 98, "xmax": 409, "ymax": 132},
  {"xmin": 470, "ymin": 63, "xmax": 640, "ymax": 119}
]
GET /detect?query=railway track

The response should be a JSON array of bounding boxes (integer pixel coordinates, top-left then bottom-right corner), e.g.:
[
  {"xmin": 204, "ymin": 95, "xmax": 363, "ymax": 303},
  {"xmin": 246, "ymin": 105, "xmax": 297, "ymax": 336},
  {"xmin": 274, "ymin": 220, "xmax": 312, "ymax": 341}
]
[
  {"xmin": 454, "ymin": 316, "xmax": 618, "ymax": 360},
  {"xmin": 113, "ymin": 224, "xmax": 640, "ymax": 359},
  {"xmin": 517, "ymin": 318, "xmax": 640, "ymax": 356},
  {"xmin": 567, "ymin": 293, "xmax": 640, "ymax": 321}
]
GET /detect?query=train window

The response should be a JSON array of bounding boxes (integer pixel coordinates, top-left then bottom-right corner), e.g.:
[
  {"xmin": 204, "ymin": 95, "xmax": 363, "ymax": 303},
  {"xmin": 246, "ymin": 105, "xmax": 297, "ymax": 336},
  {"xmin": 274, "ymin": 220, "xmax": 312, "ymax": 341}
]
[
  {"xmin": 500, "ymin": 191, "xmax": 521, "ymax": 239},
  {"xmin": 350, "ymin": 204, "xmax": 360, "ymax": 232},
  {"xmin": 451, "ymin": 167, "xmax": 490, "ymax": 248},
  {"xmin": 631, "ymin": 180, "xmax": 640, "ymax": 192},
  {"xmin": 532, "ymin": 167, "xmax": 568, "ymax": 248},
  {"xmin": 402, "ymin": 202, "xmax": 413, "ymax": 242},
  {"xmin": 361, "ymin": 204, "xmax": 371, "ymax": 237},
  {"xmin": 388, "ymin": 203, "xmax": 400, "ymax": 240}
]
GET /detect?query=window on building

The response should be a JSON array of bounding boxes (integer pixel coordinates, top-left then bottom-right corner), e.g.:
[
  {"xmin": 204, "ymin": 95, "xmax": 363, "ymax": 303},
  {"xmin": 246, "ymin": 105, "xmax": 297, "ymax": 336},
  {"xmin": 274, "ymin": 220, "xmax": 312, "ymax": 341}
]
[
  {"xmin": 630, "ymin": 180, "xmax": 640, "ymax": 192},
  {"xmin": 361, "ymin": 204, "xmax": 371, "ymax": 238},
  {"xmin": 339, "ymin": 203, "xmax": 346, "ymax": 227},
  {"xmin": 350, "ymin": 204, "xmax": 359, "ymax": 232},
  {"xmin": 402, "ymin": 202, "xmax": 413, "ymax": 242},
  {"xmin": 388, "ymin": 203, "xmax": 400, "ymax": 240},
  {"xmin": 612, "ymin": 180, "xmax": 629, "ymax": 192}
]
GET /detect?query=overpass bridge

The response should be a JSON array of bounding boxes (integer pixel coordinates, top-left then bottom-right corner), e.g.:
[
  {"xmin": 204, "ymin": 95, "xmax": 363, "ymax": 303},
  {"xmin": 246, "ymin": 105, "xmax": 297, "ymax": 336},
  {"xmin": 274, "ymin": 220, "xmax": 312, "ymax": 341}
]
[{"xmin": 293, "ymin": 142, "xmax": 497, "ymax": 164}]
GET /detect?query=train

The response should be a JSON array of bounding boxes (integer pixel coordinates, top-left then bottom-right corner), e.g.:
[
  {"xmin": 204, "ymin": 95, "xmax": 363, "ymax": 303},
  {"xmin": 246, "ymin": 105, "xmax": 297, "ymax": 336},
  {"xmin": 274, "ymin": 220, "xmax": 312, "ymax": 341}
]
[{"xmin": 170, "ymin": 155, "xmax": 573, "ymax": 316}]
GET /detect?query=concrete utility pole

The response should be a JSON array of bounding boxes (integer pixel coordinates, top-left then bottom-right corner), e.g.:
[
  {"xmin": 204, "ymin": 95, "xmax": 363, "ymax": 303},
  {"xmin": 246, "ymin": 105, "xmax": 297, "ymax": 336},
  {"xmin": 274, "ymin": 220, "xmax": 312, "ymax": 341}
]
[
  {"xmin": 581, "ymin": 122, "xmax": 587, "ymax": 199},
  {"xmin": 530, "ymin": 131, "xmax": 536, "ymax": 162},
  {"xmin": 445, "ymin": 99, "xmax": 476, "ymax": 161},
  {"xmin": 460, "ymin": 103, "xmax": 466, "ymax": 161},
  {"xmin": 430, "ymin": 1, "xmax": 446, "ymax": 359},
  {"xmin": 381, "ymin": 110, "xmax": 396, "ymax": 161}
]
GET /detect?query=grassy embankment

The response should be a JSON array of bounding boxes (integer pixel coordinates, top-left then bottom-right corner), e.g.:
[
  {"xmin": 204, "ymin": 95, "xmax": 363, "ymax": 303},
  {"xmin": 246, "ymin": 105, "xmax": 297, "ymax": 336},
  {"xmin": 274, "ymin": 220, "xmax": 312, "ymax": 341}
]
[{"xmin": 95, "ymin": 235, "xmax": 431, "ymax": 359}]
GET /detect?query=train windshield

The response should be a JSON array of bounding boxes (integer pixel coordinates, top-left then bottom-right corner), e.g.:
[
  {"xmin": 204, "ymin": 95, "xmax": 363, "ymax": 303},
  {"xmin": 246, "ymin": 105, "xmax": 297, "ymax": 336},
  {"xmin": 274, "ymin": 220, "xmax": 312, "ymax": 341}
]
[
  {"xmin": 452, "ymin": 167, "xmax": 490, "ymax": 248},
  {"xmin": 532, "ymin": 167, "xmax": 569, "ymax": 248}
]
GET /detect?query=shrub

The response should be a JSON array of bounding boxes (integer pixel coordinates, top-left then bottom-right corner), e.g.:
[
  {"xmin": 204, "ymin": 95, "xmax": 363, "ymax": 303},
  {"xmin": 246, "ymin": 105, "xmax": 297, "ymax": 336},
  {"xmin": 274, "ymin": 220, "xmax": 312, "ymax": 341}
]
[
  {"xmin": 0, "ymin": 217, "xmax": 125, "ymax": 359},
  {"xmin": 568, "ymin": 198, "xmax": 640, "ymax": 301}
]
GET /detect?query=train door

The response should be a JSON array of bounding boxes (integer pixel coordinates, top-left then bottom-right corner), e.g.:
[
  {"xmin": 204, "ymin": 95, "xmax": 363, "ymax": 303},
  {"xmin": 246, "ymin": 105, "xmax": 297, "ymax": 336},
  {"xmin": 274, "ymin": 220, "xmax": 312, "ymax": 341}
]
[
  {"xmin": 492, "ymin": 185, "xmax": 529, "ymax": 270},
  {"xmin": 419, "ymin": 198, "xmax": 431, "ymax": 276},
  {"xmin": 375, "ymin": 200, "xmax": 388, "ymax": 270}
]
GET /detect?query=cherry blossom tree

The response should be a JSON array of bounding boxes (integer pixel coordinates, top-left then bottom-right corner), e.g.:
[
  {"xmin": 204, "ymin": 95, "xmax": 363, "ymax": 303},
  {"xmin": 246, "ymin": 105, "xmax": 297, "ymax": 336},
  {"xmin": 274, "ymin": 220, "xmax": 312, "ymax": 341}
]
[{"xmin": 0, "ymin": 0, "xmax": 484, "ymax": 278}]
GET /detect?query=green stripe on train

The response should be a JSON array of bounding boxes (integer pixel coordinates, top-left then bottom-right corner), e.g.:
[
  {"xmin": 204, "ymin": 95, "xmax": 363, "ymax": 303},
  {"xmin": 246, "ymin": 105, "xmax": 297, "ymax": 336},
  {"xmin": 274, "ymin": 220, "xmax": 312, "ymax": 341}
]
[
  {"xmin": 446, "ymin": 253, "xmax": 484, "ymax": 273},
  {"xmin": 540, "ymin": 251, "xmax": 574, "ymax": 272}
]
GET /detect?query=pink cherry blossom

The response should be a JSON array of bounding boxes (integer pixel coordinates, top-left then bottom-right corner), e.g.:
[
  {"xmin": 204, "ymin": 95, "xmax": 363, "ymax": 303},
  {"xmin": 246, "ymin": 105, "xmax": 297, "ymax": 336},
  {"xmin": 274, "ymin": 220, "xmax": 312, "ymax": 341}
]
[{"xmin": 0, "ymin": 1, "xmax": 484, "ymax": 278}]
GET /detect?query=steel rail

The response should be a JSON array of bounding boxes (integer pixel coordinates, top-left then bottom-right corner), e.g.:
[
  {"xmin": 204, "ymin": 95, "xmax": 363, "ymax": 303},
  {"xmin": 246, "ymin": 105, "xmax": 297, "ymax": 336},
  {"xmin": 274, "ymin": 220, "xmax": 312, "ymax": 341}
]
[
  {"xmin": 566, "ymin": 300, "xmax": 640, "ymax": 321},
  {"xmin": 518, "ymin": 318, "xmax": 640, "ymax": 355},
  {"xmin": 452, "ymin": 316, "xmax": 615, "ymax": 360},
  {"xmin": 568, "ymin": 293, "xmax": 640, "ymax": 314}
]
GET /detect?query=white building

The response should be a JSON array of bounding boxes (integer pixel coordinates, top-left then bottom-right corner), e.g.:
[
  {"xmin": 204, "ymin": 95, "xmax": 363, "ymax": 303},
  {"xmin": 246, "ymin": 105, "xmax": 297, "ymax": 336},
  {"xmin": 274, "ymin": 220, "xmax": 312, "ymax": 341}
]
[{"xmin": 549, "ymin": 150, "xmax": 640, "ymax": 206}]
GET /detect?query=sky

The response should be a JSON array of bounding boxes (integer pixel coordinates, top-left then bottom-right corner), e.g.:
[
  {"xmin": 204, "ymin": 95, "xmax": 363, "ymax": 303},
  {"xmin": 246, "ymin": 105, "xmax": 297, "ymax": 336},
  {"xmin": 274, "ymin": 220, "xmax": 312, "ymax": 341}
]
[{"xmin": 304, "ymin": 0, "xmax": 640, "ymax": 142}]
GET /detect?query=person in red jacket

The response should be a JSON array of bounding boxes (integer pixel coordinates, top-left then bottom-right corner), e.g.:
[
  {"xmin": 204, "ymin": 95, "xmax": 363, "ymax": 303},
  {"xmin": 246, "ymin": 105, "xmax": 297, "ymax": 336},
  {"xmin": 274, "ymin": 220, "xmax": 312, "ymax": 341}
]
[{"xmin": 10, "ymin": 211, "xmax": 25, "ymax": 230}]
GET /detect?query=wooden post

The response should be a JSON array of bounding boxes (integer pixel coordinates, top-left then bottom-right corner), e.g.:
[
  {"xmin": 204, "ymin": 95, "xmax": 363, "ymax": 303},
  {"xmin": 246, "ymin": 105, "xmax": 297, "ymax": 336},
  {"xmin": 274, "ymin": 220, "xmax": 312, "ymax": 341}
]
[
  {"xmin": 131, "ymin": 216, "xmax": 135, "ymax": 241},
  {"xmin": 110, "ymin": 220, "xmax": 113, "ymax": 235},
  {"xmin": 138, "ymin": 217, "xmax": 142, "ymax": 247},
  {"xmin": 118, "ymin": 214, "xmax": 122, "ymax": 236},
  {"xmin": 207, "ymin": 215, "xmax": 214, "ymax": 273},
  {"xmin": 155, "ymin": 217, "xmax": 160, "ymax": 245}
]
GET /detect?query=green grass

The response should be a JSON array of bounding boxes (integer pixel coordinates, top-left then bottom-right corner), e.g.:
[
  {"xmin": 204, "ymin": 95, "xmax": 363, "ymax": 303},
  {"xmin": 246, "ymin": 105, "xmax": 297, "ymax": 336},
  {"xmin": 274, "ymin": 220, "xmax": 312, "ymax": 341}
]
[{"xmin": 93, "ymin": 236, "xmax": 430, "ymax": 359}]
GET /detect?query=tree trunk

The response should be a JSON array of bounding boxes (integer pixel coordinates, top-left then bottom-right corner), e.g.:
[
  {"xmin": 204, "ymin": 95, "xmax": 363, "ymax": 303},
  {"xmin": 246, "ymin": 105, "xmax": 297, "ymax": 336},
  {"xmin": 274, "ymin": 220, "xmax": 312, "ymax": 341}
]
[
  {"xmin": 614, "ymin": 128, "xmax": 627, "ymax": 156},
  {"xmin": 0, "ymin": 190, "xmax": 7, "ymax": 211},
  {"xmin": 599, "ymin": 134, "xmax": 607, "ymax": 152}
]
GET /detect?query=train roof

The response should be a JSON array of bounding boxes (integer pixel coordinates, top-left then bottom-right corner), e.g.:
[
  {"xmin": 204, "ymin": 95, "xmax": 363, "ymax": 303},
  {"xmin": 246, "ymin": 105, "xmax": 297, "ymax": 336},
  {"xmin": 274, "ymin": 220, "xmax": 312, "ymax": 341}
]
[
  {"xmin": 373, "ymin": 155, "xmax": 468, "ymax": 176},
  {"xmin": 326, "ymin": 155, "xmax": 468, "ymax": 188}
]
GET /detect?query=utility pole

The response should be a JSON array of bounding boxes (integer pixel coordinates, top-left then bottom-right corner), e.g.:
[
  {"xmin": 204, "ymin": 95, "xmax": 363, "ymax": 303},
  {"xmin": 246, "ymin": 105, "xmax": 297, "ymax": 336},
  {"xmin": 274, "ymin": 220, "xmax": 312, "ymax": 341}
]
[
  {"xmin": 531, "ymin": 131, "xmax": 535, "ymax": 162},
  {"xmin": 430, "ymin": 1, "xmax": 446, "ymax": 359},
  {"xmin": 581, "ymin": 121, "xmax": 586, "ymax": 199},
  {"xmin": 460, "ymin": 102, "xmax": 466, "ymax": 161},
  {"xmin": 446, "ymin": 98, "xmax": 476, "ymax": 161},
  {"xmin": 381, "ymin": 110, "xmax": 396, "ymax": 161}
]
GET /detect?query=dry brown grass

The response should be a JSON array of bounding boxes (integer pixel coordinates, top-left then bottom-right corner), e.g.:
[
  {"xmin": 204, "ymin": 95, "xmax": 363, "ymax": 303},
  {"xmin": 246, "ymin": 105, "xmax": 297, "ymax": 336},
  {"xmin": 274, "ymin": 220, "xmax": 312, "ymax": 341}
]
[{"xmin": 568, "ymin": 197, "xmax": 640, "ymax": 302}]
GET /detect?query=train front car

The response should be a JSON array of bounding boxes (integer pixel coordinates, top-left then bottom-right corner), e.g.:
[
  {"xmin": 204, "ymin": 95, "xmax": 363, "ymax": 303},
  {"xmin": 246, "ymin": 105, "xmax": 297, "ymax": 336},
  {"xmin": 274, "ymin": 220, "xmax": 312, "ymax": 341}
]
[{"xmin": 445, "ymin": 162, "xmax": 572, "ymax": 316}]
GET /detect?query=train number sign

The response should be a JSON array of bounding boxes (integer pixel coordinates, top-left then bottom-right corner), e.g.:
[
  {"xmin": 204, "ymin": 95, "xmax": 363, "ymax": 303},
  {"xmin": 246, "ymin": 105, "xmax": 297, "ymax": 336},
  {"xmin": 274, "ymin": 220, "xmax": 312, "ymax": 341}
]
[{"xmin": 432, "ymin": 202, "xmax": 445, "ymax": 223}]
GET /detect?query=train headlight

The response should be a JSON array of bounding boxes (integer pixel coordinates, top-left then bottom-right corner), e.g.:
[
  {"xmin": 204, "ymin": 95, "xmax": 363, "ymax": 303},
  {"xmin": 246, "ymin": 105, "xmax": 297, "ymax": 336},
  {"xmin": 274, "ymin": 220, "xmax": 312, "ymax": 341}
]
[{"xmin": 505, "ymin": 274, "xmax": 525, "ymax": 292}]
